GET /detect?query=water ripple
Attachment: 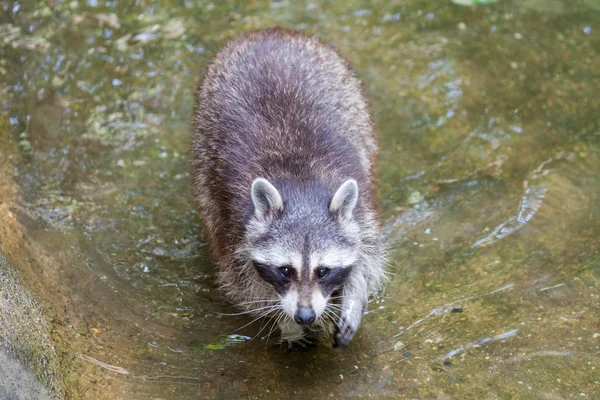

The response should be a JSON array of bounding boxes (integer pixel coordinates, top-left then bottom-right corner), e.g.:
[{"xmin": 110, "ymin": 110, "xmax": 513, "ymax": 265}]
[{"xmin": 472, "ymin": 184, "xmax": 548, "ymax": 248}]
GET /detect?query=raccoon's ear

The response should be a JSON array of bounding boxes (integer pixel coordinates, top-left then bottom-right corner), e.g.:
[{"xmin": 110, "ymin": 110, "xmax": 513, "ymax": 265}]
[
  {"xmin": 251, "ymin": 178, "xmax": 284, "ymax": 221},
  {"xmin": 330, "ymin": 179, "xmax": 358, "ymax": 220}
]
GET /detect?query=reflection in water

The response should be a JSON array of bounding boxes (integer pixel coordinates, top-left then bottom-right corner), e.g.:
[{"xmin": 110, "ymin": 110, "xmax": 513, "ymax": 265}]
[
  {"xmin": 472, "ymin": 151, "xmax": 579, "ymax": 248},
  {"xmin": 78, "ymin": 354, "xmax": 129, "ymax": 375},
  {"xmin": 393, "ymin": 283, "xmax": 514, "ymax": 338},
  {"xmin": 1, "ymin": 0, "xmax": 599, "ymax": 398},
  {"xmin": 472, "ymin": 184, "xmax": 547, "ymax": 248},
  {"xmin": 441, "ymin": 328, "xmax": 519, "ymax": 361}
]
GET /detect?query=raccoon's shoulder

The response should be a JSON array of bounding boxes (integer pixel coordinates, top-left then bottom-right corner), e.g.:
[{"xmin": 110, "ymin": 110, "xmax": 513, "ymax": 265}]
[
  {"xmin": 207, "ymin": 28, "xmax": 339, "ymax": 79},
  {"xmin": 200, "ymin": 29, "xmax": 361, "ymax": 108},
  {"xmin": 195, "ymin": 28, "xmax": 377, "ymax": 177}
]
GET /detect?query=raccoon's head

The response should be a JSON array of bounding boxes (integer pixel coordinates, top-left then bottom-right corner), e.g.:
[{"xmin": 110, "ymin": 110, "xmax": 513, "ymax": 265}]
[{"xmin": 244, "ymin": 177, "xmax": 361, "ymax": 325}]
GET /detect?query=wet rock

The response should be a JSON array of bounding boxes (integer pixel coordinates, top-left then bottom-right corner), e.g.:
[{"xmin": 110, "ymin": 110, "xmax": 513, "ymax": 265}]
[
  {"xmin": 0, "ymin": 254, "xmax": 59, "ymax": 397},
  {"xmin": 0, "ymin": 350, "xmax": 51, "ymax": 400}
]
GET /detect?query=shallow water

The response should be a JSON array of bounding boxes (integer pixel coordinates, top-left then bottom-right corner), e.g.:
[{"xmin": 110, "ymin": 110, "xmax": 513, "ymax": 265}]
[{"xmin": 1, "ymin": 0, "xmax": 599, "ymax": 398}]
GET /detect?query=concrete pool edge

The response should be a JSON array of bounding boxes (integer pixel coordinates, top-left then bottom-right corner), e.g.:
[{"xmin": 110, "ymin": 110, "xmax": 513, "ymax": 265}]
[
  {"xmin": 0, "ymin": 134, "xmax": 79, "ymax": 399},
  {"xmin": 0, "ymin": 253, "xmax": 53, "ymax": 400}
]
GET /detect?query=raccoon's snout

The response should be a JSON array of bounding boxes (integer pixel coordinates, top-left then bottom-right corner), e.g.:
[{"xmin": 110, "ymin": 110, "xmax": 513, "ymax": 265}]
[{"xmin": 294, "ymin": 306, "xmax": 316, "ymax": 325}]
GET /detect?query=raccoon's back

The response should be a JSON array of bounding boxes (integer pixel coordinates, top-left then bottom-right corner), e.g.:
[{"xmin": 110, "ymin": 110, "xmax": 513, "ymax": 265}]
[{"xmin": 192, "ymin": 29, "xmax": 377, "ymax": 251}]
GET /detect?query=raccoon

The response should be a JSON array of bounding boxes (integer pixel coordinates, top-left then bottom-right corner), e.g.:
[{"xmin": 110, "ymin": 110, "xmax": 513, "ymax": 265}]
[{"xmin": 192, "ymin": 28, "xmax": 385, "ymax": 347}]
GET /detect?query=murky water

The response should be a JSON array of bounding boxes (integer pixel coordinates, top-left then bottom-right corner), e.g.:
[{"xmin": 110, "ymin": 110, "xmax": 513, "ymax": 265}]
[{"xmin": 1, "ymin": 0, "xmax": 599, "ymax": 398}]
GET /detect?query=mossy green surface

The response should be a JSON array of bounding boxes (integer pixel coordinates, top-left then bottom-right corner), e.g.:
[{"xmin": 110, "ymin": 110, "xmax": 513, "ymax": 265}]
[
  {"xmin": 0, "ymin": 0, "xmax": 599, "ymax": 398},
  {"xmin": 0, "ymin": 253, "xmax": 57, "ymax": 399}
]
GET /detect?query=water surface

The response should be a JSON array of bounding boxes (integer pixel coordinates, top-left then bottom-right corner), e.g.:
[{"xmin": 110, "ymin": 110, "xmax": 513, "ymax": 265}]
[{"xmin": 0, "ymin": 0, "xmax": 599, "ymax": 398}]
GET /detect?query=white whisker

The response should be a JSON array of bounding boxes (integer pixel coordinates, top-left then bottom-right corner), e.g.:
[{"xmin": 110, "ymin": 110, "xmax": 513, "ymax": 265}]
[
  {"xmin": 250, "ymin": 278, "xmax": 271, "ymax": 290},
  {"xmin": 272, "ymin": 313, "xmax": 288, "ymax": 341},
  {"xmin": 323, "ymin": 308, "xmax": 335, "ymax": 318},
  {"xmin": 217, "ymin": 304, "xmax": 281, "ymax": 317},
  {"xmin": 228, "ymin": 307, "xmax": 280, "ymax": 333},
  {"xmin": 236, "ymin": 299, "xmax": 281, "ymax": 306},
  {"xmin": 264, "ymin": 311, "xmax": 286, "ymax": 348},
  {"xmin": 323, "ymin": 309, "xmax": 341, "ymax": 328},
  {"xmin": 326, "ymin": 303, "xmax": 343, "ymax": 312},
  {"xmin": 253, "ymin": 309, "xmax": 281, "ymax": 340}
]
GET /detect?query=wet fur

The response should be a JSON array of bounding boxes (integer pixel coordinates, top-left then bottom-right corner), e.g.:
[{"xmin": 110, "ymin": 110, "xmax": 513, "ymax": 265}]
[{"xmin": 192, "ymin": 28, "xmax": 386, "ymax": 347}]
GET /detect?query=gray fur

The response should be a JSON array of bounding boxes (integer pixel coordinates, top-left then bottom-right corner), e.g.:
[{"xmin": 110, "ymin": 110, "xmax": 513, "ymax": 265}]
[
  {"xmin": 251, "ymin": 178, "xmax": 283, "ymax": 221},
  {"xmin": 330, "ymin": 179, "xmax": 359, "ymax": 220},
  {"xmin": 192, "ymin": 28, "xmax": 386, "ymax": 347}
]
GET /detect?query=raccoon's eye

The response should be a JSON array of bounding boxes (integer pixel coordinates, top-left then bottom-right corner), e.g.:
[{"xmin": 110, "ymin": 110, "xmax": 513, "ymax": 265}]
[
  {"xmin": 279, "ymin": 266, "xmax": 292, "ymax": 278},
  {"xmin": 317, "ymin": 267, "xmax": 330, "ymax": 279}
]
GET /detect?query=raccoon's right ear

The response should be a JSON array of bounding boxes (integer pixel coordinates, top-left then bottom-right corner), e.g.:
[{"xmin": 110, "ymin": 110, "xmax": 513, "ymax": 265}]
[
  {"xmin": 330, "ymin": 179, "xmax": 358, "ymax": 220},
  {"xmin": 251, "ymin": 178, "xmax": 284, "ymax": 221}
]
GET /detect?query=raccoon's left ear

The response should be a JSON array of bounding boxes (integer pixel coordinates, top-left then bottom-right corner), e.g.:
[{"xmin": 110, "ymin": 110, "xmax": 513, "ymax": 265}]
[
  {"xmin": 251, "ymin": 178, "xmax": 284, "ymax": 221},
  {"xmin": 330, "ymin": 179, "xmax": 358, "ymax": 220}
]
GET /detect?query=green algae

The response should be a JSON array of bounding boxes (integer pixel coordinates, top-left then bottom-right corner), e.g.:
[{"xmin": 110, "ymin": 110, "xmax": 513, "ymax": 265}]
[
  {"xmin": 0, "ymin": 254, "xmax": 58, "ymax": 398},
  {"xmin": 0, "ymin": 0, "xmax": 599, "ymax": 398}
]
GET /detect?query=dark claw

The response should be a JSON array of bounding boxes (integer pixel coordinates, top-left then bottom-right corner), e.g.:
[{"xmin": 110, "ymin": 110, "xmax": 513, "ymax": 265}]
[
  {"xmin": 298, "ymin": 336, "xmax": 317, "ymax": 348},
  {"xmin": 333, "ymin": 318, "xmax": 354, "ymax": 348},
  {"xmin": 283, "ymin": 335, "xmax": 317, "ymax": 351}
]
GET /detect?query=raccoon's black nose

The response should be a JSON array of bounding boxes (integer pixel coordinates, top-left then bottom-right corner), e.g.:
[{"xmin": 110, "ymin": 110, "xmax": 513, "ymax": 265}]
[{"xmin": 295, "ymin": 306, "xmax": 316, "ymax": 325}]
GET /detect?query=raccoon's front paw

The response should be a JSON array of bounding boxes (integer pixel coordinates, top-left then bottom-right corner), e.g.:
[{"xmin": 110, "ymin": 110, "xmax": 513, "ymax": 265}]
[
  {"xmin": 333, "ymin": 318, "xmax": 357, "ymax": 348},
  {"xmin": 283, "ymin": 335, "xmax": 317, "ymax": 351}
]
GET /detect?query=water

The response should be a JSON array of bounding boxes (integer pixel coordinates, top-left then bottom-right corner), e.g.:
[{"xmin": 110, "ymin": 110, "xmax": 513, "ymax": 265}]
[{"xmin": 1, "ymin": 0, "xmax": 599, "ymax": 398}]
